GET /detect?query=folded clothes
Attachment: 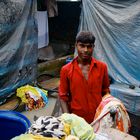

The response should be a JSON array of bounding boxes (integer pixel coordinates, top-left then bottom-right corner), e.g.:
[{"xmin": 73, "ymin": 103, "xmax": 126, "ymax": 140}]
[{"xmin": 93, "ymin": 94, "xmax": 131, "ymax": 133}]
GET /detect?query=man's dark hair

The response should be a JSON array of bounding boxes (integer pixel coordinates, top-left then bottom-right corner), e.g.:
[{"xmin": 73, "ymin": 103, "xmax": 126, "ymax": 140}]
[{"xmin": 76, "ymin": 31, "xmax": 95, "ymax": 44}]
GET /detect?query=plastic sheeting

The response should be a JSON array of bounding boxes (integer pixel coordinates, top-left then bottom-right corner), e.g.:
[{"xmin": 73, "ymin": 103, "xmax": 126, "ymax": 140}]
[
  {"xmin": 110, "ymin": 83, "xmax": 140, "ymax": 116},
  {"xmin": 0, "ymin": 0, "xmax": 37, "ymax": 104},
  {"xmin": 78, "ymin": 0, "xmax": 140, "ymax": 86}
]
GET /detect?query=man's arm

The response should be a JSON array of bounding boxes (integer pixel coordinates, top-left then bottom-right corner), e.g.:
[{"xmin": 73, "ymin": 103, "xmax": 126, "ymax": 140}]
[{"xmin": 58, "ymin": 66, "xmax": 70, "ymax": 113}]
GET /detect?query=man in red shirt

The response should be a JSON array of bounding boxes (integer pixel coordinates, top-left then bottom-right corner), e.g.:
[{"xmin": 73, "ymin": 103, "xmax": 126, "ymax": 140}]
[{"xmin": 59, "ymin": 31, "xmax": 110, "ymax": 123}]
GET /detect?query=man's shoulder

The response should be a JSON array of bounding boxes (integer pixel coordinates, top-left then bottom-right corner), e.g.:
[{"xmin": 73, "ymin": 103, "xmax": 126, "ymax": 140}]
[{"xmin": 61, "ymin": 61, "xmax": 73, "ymax": 71}]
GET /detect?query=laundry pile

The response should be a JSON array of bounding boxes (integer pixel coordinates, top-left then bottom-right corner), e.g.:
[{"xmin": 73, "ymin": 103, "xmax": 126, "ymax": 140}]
[
  {"xmin": 11, "ymin": 114, "xmax": 95, "ymax": 140},
  {"xmin": 27, "ymin": 114, "xmax": 95, "ymax": 140},
  {"xmin": 11, "ymin": 94, "xmax": 131, "ymax": 140}
]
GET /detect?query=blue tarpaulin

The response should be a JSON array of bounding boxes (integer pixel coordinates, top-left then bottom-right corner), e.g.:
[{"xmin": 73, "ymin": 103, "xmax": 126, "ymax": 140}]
[
  {"xmin": 79, "ymin": 0, "xmax": 140, "ymax": 86},
  {"xmin": 0, "ymin": 0, "xmax": 37, "ymax": 104}
]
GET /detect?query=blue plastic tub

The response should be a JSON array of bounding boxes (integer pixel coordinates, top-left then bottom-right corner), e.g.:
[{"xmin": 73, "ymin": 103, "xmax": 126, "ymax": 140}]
[{"xmin": 0, "ymin": 110, "xmax": 31, "ymax": 140}]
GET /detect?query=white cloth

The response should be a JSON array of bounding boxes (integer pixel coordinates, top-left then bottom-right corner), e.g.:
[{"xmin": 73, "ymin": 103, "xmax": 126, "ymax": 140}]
[
  {"xmin": 92, "ymin": 94, "xmax": 131, "ymax": 133},
  {"xmin": 36, "ymin": 11, "xmax": 49, "ymax": 49}
]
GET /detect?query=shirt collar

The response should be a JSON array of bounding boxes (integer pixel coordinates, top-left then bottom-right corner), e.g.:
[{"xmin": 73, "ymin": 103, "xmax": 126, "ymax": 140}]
[
  {"xmin": 91, "ymin": 57, "xmax": 97, "ymax": 67},
  {"xmin": 72, "ymin": 56, "xmax": 97, "ymax": 67}
]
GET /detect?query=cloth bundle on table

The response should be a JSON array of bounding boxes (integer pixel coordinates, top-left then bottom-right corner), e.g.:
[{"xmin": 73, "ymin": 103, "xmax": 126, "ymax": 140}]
[{"xmin": 91, "ymin": 94, "xmax": 131, "ymax": 133}]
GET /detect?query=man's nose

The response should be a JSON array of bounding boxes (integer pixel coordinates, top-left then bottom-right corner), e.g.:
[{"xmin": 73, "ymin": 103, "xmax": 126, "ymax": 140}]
[{"xmin": 84, "ymin": 47, "xmax": 88, "ymax": 51}]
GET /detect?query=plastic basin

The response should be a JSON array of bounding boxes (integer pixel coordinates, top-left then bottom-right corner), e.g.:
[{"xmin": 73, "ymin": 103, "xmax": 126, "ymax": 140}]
[{"xmin": 0, "ymin": 110, "xmax": 30, "ymax": 140}]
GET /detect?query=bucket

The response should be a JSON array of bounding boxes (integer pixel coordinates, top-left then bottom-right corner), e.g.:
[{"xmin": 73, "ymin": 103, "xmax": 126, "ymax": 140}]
[{"xmin": 0, "ymin": 110, "xmax": 31, "ymax": 140}]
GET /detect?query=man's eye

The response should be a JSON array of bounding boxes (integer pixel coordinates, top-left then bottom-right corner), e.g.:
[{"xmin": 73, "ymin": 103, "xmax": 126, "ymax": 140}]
[
  {"xmin": 80, "ymin": 44, "xmax": 85, "ymax": 47},
  {"xmin": 87, "ymin": 45, "xmax": 92, "ymax": 48}
]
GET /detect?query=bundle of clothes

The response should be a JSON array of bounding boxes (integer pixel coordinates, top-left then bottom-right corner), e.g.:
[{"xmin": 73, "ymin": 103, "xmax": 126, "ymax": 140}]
[
  {"xmin": 91, "ymin": 94, "xmax": 131, "ymax": 133},
  {"xmin": 11, "ymin": 113, "xmax": 96, "ymax": 140},
  {"xmin": 16, "ymin": 85, "xmax": 48, "ymax": 111}
]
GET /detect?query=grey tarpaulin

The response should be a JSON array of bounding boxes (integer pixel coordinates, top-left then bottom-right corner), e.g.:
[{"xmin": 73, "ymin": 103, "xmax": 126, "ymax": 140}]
[
  {"xmin": 0, "ymin": 0, "xmax": 37, "ymax": 104},
  {"xmin": 78, "ymin": 0, "xmax": 140, "ymax": 86},
  {"xmin": 110, "ymin": 83, "xmax": 140, "ymax": 116},
  {"xmin": 77, "ymin": 0, "xmax": 140, "ymax": 115}
]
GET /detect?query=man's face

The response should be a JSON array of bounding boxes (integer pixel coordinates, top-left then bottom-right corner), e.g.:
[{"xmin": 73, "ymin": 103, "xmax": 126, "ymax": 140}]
[{"xmin": 76, "ymin": 42, "xmax": 94, "ymax": 61}]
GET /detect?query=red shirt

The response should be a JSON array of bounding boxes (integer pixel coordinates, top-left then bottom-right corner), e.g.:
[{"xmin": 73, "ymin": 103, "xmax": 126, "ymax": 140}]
[{"xmin": 59, "ymin": 57, "xmax": 110, "ymax": 123}]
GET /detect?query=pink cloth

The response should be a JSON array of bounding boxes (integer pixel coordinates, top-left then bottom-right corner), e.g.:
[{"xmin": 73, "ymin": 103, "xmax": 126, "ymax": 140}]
[{"xmin": 92, "ymin": 94, "xmax": 131, "ymax": 133}]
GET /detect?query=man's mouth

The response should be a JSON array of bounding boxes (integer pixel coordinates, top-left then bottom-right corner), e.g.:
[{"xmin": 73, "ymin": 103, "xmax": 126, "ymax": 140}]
[{"xmin": 83, "ymin": 54, "xmax": 89, "ymax": 58}]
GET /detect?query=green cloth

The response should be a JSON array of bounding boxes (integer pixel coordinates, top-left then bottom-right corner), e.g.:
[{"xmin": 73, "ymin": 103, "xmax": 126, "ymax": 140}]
[{"xmin": 60, "ymin": 113, "xmax": 95, "ymax": 140}]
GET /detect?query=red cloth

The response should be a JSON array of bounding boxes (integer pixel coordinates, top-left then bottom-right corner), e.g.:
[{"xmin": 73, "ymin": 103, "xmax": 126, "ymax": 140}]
[{"xmin": 59, "ymin": 57, "xmax": 110, "ymax": 123}]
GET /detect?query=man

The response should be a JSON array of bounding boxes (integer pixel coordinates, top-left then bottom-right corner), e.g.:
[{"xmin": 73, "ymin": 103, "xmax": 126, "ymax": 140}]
[{"xmin": 59, "ymin": 31, "xmax": 110, "ymax": 123}]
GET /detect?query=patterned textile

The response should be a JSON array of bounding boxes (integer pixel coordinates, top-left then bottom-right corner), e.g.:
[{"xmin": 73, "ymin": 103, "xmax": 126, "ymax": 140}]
[
  {"xmin": 91, "ymin": 94, "xmax": 131, "ymax": 133},
  {"xmin": 28, "ymin": 116, "xmax": 65, "ymax": 139}
]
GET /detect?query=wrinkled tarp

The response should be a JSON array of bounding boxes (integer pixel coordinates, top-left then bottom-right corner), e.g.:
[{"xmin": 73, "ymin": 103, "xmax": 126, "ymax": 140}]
[
  {"xmin": 78, "ymin": 0, "xmax": 140, "ymax": 86},
  {"xmin": 0, "ymin": 0, "xmax": 37, "ymax": 104},
  {"xmin": 110, "ymin": 83, "xmax": 140, "ymax": 116},
  {"xmin": 77, "ymin": 0, "xmax": 140, "ymax": 116}
]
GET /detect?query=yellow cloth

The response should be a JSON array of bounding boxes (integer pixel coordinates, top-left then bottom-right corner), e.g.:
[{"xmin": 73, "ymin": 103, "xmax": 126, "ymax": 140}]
[
  {"xmin": 65, "ymin": 135, "xmax": 79, "ymax": 140},
  {"xmin": 11, "ymin": 134, "xmax": 60, "ymax": 140},
  {"xmin": 16, "ymin": 85, "xmax": 48, "ymax": 103},
  {"xmin": 63, "ymin": 122, "xmax": 71, "ymax": 136},
  {"xmin": 60, "ymin": 113, "xmax": 95, "ymax": 140}
]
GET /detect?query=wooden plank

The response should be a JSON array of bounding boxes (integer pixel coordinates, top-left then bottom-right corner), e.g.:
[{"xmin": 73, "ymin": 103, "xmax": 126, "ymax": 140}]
[
  {"xmin": 37, "ymin": 77, "xmax": 60, "ymax": 90},
  {"xmin": 0, "ymin": 95, "xmax": 20, "ymax": 110},
  {"xmin": 37, "ymin": 54, "xmax": 73, "ymax": 76}
]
